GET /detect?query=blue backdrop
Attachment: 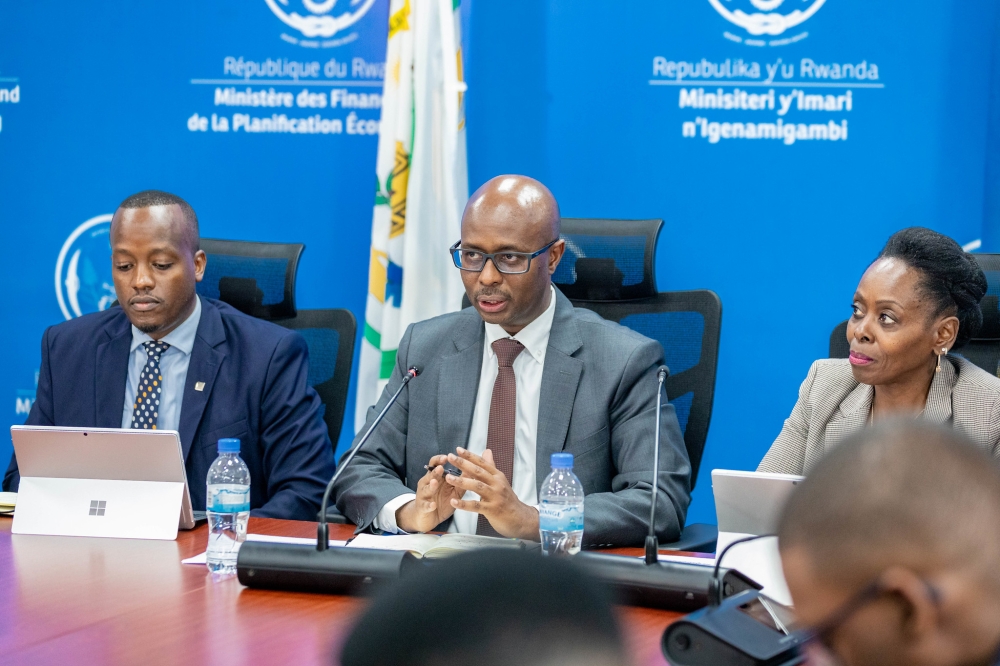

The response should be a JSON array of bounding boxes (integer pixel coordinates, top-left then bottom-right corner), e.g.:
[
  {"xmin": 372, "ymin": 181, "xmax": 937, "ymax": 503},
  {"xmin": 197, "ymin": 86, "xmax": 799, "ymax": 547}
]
[{"xmin": 2, "ymin": 1, "xmax": 999, "ymax": 524}]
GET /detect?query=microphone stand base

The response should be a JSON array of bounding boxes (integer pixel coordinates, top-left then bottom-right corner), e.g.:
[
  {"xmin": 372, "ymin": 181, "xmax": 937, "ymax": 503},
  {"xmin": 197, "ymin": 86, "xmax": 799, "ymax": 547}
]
[
  {"xmin": 236, "ymin": 541, "xmax": 420, "ymax": 595},
  {"xmin": 576, "ymin": 552, "xmax": 761, "ymax": 612}
]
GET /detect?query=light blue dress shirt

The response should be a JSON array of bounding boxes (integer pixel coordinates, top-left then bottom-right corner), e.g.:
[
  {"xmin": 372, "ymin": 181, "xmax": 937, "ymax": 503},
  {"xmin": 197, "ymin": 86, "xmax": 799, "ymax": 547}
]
[{"xmin": 121, "ymin": 296, "xmax": 202, "ymax": 432}]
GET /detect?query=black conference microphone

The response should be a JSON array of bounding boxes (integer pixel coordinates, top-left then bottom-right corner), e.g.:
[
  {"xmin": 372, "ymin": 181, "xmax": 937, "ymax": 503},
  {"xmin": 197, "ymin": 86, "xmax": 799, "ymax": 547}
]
[
  {"xmin": 317, "ymin": 366, "xmax": 420, "ymax": 551},
  {"xmin": 663, "ymin": 534, "xmax": 806, "ymax": 666},
  {"xmin": 237, "ymin": 367, "xmax": 422, "ymax": 595},
  {"xmin": 708, "ymin": 533, "xmax": 774, "ymax": 606},
  {"xmin": 576, "ymin": 364, "xmax": 763, "ymax": 612},
  {"xmin": 645, "ymin": 365, "xmax": 670, "ymax": 565}
]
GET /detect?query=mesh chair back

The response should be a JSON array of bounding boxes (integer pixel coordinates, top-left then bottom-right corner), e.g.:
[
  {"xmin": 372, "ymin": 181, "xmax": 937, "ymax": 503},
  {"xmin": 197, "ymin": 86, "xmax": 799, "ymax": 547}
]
[
  {"xmin": 829, "ymin": 253, "xmax": 1000, "ymax": 377},
  {"xmin": 962, "ymin": 253, "xmax": 1000, "ymax": 376},
  {"xmin": 828, "ymin": 320, "xmax": 850, "ymax": 359},
  {"xmin": 575, "ymin": 290, "xmax": 722, "ymax": 488},
  {"xmin": 273, "ymin": 309, "xmax": 357, "ymax": 446},
  {"xmin": 197, "ymin": 239, "xmax": 304, "ymax": 320},
  {"xmin": 554, "ymin": 219, "xmax": 662, "ymax": 301}
]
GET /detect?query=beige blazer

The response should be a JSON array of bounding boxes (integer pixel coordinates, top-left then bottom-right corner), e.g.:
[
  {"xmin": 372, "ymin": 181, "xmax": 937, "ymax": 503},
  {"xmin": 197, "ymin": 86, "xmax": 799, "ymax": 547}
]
[{"xmin": 758, "ymin": 355, "xmax": 1000, "ymax": 475}]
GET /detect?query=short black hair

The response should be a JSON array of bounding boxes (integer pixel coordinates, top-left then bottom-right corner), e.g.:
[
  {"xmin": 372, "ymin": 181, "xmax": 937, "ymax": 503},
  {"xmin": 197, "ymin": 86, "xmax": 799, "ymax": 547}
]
[
  {"xmin": 339, "ymin": 550, "xmax": 626, "ymax": 666},
  {"xmin": 117, "ymin": 190, "xmax": 199, "ymax": 250},
  {"xmin": 778, "ymin": 420, "xmax": 1000, "ymax": 589},
  {"xmin": 877, "ymin": 227, "xmax": 987, "ymax": 348}
]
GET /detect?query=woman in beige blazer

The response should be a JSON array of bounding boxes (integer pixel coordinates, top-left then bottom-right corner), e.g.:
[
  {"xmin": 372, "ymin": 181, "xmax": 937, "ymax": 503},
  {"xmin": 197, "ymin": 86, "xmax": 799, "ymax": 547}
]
[{"xmin": 759, "ymin": 227, "xmax": 1000, "ymax": 475}]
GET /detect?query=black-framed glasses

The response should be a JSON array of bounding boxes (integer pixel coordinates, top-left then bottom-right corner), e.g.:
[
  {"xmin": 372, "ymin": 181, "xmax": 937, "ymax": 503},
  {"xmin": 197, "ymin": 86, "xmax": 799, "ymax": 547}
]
[
  {"xmin": 449, "ymin": 239, "xmax": 559, "ymax": 275},
  {"xmin": 798, "ymin": 577, "xmax": 941, "ymax": 665}
]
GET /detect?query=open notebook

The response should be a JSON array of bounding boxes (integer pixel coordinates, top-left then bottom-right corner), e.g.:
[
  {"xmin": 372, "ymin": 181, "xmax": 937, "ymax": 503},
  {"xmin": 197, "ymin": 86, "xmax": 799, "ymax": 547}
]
[
  {"xmin": 0, "ymin": 492, "xmax": 15, "ymax": 515},
  {"xmin": 348, "ymin": 533, "xmax": 529, "ymax": 559}
]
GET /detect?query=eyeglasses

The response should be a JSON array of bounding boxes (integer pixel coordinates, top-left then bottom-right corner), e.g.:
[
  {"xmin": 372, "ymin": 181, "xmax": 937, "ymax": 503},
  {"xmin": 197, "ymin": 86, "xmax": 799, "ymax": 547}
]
[
  {"xmin": 449, "ymin": 239, "xmax": 559, "ymax": 275},
  {"xmin": 798, "ymin": 576, "xmax": 941, "ymax": 665}
]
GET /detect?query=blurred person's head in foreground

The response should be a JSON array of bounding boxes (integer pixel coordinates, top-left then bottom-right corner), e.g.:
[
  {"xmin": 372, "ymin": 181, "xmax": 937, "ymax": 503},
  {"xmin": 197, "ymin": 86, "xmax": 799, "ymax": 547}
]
[
  {"xmin": 339, "ymin": 549, "xmax": 628, "ymax": 666},
  {"xmin": 778, "ymin": 421, "xmax": 1000, "ymax": 666}
]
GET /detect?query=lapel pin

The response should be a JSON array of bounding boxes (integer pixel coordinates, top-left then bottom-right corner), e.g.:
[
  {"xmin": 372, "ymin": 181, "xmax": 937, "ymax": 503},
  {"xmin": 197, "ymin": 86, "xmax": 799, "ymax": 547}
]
[{"xmin": 195, "ymin": 382, "xmax": 206, "ymax": 392}]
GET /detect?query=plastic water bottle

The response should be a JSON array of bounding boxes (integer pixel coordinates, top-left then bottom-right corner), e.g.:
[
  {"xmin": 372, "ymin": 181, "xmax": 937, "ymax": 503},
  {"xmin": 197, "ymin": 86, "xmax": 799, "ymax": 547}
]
[
  {"xmin": 206, "ymin": 438, "xmax": 250, "ymax": 574},
  {"xmin": 538, "ymin": 452, "xmax": 585, "ymax": 556}
]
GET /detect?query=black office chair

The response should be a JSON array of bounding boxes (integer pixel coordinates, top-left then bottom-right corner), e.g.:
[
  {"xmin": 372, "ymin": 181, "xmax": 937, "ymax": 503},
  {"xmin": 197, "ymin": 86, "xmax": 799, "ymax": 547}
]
[
  {"xmin": 273, "ymin": 309, "xmax": 357, "ymax": 446},
  {"xmin": 573, "ymin": 292, "xmax": 722, "ymax": 487},
  {"xmin": 196, "ymin": 238, "xmax": 357, "ymax": 524},
  {"xmin": 560, "ymin": 219, "xmax": 725, "ymax": 551},
  {"xmin": 962, "ymin": 253, "xmax": 1000, "ymax": 376},
  {"xmin": 829, "ymin": 320, "xmax": 850, "ymax": 359},
  {"xmin": 277, "ymin": 308, "xmax": 357, "ymax": 527},
  {"xmin": 829, "ymin": 252, "xmax": 1000, "ymax": 377},
  {"xmin": 197, "ymin": 238, "xmax": 304, "ymax": 320},
  {"xmin": 555, "ymin": 219, "xmax": 721, "ymax": 487},
  {"xmin": 554, "ymin": 218, "xmax": 661, "ymax": 301}
]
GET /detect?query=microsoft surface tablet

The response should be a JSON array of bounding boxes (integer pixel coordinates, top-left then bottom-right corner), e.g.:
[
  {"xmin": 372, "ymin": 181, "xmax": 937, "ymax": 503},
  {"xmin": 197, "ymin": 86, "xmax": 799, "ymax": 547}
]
[
  {"xmin": 712, "ymin": 469, "xmax": 803, "ymax": 536},
  {"xmin": 11, "ymin": 425, "xmax": 194, "ymax": 539}
]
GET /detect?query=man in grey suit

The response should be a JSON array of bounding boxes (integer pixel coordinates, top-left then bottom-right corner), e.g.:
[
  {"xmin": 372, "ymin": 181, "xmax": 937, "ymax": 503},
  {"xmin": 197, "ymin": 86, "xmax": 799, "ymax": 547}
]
[{"xmin": 334, "ymin": 175, "xmax": 691, "ymax": 546}]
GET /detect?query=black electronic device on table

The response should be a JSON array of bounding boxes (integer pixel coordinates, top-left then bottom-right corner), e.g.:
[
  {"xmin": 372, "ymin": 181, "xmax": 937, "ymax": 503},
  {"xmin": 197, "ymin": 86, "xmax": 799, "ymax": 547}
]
[
  {"xmin": 662, "ymin": 588, "xmax": 807, "ymax": 666},
  {"xmin": 236, "ymin": 368, "xmax": 423, "ymax": 595},
  {"xmin": 575, "ymin": 365, "xmax": 763, "ymax": 611}
]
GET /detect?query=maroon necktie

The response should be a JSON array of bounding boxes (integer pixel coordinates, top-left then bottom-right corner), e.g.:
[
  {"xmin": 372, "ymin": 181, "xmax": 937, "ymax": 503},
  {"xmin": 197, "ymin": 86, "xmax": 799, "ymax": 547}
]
[{"xmin": 476, "ymin": 338, "xmax": 525, "ymax": 537}]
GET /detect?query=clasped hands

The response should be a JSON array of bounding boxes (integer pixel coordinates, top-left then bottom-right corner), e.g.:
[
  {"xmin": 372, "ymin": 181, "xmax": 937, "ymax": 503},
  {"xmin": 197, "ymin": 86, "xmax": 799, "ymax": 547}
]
[{"xmin": 394, "ymin": 447, "xmax": 540, "ymax": 540}]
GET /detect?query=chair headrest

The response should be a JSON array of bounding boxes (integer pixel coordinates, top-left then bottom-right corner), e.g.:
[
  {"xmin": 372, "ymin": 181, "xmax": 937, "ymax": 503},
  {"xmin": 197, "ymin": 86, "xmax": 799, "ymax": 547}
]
[
  {"xmin": 553, "ymin": 219, "xmax": 662, "ymax": 301},
  {"xmin": 196, "ymin": 239, "xmax": 304, "ymax": 320},
  {"xmin": 970, "ymin": 254, "xmax": 1000, "ymax": 340},
  {"xmin": 977, "ymin": 294, "xmax": 1000, "ymax": 340}
]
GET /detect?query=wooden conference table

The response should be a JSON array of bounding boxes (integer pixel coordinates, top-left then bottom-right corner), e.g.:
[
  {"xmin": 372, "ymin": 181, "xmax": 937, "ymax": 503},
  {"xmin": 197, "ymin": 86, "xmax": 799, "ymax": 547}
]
[{"xmin": 0, "ymin": 516, "xmax": 699, "ymax": 665}]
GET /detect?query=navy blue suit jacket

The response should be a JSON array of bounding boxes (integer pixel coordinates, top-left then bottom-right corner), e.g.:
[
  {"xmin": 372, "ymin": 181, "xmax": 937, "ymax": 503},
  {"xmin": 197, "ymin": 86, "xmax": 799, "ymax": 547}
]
[{"xmin": 3, "ymin": 298, "xmax": 336, "ymax": 520}]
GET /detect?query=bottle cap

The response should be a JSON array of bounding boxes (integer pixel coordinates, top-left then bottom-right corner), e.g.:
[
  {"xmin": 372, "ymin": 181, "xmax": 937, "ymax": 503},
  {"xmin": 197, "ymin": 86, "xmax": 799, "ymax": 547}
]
[
  {"xmin": 551, "ymin": 452, "xmax": 573, "ymax": 469},
  {"xmin": 217, "ymin": 438, "xmax": 241, "ymax": 454}
]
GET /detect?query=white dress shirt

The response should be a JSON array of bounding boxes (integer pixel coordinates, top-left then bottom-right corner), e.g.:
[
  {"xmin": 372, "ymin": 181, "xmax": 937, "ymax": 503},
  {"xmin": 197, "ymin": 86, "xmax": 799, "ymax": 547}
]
[
  {"xmin": 120, "ymin": 296, "xmax": 202, "ymax": 432},
  {"xmin": 375, "ymin": 285, "xmax": 558, "ymax": 533}
]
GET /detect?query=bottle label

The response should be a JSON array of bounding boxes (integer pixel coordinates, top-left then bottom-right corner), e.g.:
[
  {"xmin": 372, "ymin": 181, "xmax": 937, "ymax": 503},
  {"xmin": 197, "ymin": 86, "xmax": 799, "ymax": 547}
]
[
  {"xmin": 208, "ymin": 484, "xmax": 250, "ymax": 513},
  {"xmin": 539, "ymin": 503, "xmax": 584, "ymax": 532}
]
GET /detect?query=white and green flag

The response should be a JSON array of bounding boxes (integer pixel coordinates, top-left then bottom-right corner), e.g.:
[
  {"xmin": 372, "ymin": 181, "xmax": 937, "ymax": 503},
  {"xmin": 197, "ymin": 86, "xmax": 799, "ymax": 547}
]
[{"xmin": 355, "ymin": 0, "xmax": 468, "ymax": 430}]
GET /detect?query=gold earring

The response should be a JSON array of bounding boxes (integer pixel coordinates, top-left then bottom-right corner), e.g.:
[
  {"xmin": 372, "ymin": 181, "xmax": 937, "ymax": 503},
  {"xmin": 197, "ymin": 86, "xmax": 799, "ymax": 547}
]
[{"xmin": 936, "ymin": 348, "xmax": 947, "ymax": 373}]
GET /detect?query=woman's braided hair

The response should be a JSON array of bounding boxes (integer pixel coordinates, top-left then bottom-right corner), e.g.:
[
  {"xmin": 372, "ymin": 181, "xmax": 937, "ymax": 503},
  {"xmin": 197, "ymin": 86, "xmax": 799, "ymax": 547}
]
[{"xmin": 877, "ymin": 227, "xmax": 987, "ymax": 349}]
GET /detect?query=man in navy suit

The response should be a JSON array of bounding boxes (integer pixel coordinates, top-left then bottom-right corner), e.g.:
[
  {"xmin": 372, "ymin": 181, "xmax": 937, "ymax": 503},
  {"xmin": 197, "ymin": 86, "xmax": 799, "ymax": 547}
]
[{"xmin": 3, "ymin": 190, "xmax": 336, "ymax": 520}]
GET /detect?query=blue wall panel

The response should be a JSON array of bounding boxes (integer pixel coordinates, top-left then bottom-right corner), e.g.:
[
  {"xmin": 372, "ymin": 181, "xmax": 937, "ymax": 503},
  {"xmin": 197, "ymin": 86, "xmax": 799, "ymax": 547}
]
[
  {"xmin": 0, "ymin": 1, "xmax": 390, "ymax": 471},
  {"xmin": 465, "ymin": 0, "xmax": 999, "ymax": 523},
  {"xmin": 2, "ymin": 1, "xmax": 999, "ymax": 527}
]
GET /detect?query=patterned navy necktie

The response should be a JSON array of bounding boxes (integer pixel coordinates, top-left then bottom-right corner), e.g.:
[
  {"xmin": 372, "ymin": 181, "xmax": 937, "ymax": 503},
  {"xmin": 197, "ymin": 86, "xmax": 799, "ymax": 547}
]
[{"xmin": 131, "ymin": 340, "xmax": 170, "ymax": 429}]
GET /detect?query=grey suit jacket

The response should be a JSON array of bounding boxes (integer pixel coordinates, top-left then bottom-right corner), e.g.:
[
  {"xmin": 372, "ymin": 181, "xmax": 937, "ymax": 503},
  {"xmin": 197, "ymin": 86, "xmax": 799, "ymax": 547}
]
[
  {"xmin": 758, "ymin": 355, "xmax": 1000, "ymax": 475},
  {"xmin": 334, "ymin": 290, "xmax": 691, "ymax": 546}
]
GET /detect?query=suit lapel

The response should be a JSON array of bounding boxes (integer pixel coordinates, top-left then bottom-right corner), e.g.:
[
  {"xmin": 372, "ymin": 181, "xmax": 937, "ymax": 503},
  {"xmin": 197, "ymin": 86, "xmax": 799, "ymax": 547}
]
[
  {"xmin": 821, "ymin": 381, "xmax": 872, "ymax": 464},
  {"xmin": 923, "ymin": 357, "xmax": 956, "ymax": 424},
  {"xmin": 436, "ymin": 311, "xmax": 484, "ymax": 452},
  {"xmin": 535, "ymin": 291, "xmax": 584, "ymax": 494},
  {"xmin": 94, "ymin": 314, "xmax": 133, "ymax": 428},
  {"xmin": 820, "ymin": 358, "xmax": 957, "ymax": 466},
  {"xmin": 178, "ymin": 300, "xmax": 227, "ymax": 460}
]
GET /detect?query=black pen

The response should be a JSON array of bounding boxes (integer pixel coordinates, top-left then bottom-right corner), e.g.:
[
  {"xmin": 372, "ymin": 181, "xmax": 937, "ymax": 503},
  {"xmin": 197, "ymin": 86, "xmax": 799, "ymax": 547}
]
[{"xmin": 423, "ymin": 463, "xmax": 463, "ymax": 477}]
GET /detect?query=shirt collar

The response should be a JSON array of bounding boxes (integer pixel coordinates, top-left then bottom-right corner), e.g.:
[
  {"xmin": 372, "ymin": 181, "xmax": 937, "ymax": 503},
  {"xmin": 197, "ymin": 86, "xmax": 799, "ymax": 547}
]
[
  {"xmin": 130, "ymin": 295, "xmax": 202, "ymax": 355},
  {"xmin": 484, "ymin": 285, "xmax": 557, "ymax": 364}
]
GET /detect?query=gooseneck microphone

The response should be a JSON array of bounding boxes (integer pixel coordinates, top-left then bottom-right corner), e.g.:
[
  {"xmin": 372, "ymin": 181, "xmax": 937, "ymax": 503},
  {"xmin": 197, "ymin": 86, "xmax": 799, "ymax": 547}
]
[
  {"xmin": 662, "ymin": 533, "xmax": 803, "ymax": 665},
  {"xmin": 575, "ymin": 364, "xmax": 763, "ymax": 611},
  {"xmin": 645, "ymin": 365, "xmax": 670, "ymax": 565},
  {"xmin": 708, "ymin": 533, "xmax": 774, "ymax": 606},
  {"xmin": 317, "ymin": 366, "xmax": 419, "ymax": 551},
  {"xmin": 236, "ymin": 368, "xmax": 422, "ymax": 595}
]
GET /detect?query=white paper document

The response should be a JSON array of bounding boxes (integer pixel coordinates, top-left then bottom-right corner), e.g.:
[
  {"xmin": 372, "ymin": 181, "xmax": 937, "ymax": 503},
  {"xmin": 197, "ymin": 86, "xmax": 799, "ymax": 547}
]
[
  {"xmin": 181, "ymin": 533, "xmax": 346, "ymax": 565},
  {"xmin": 347, "ymin": 532, "xmax": 526, "ymax": 558}
]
